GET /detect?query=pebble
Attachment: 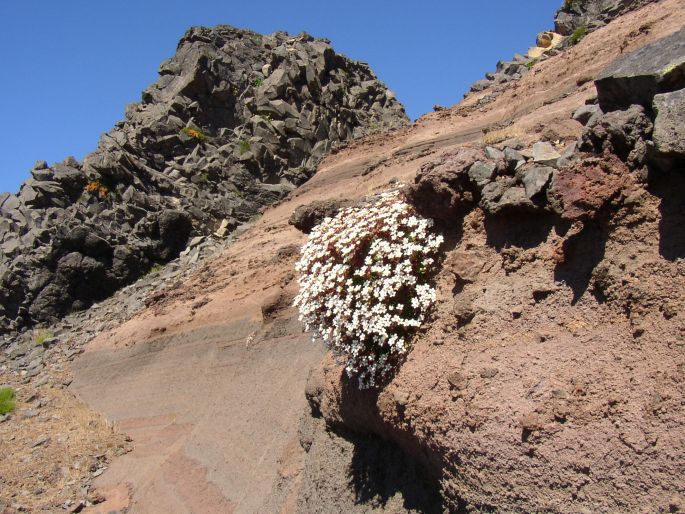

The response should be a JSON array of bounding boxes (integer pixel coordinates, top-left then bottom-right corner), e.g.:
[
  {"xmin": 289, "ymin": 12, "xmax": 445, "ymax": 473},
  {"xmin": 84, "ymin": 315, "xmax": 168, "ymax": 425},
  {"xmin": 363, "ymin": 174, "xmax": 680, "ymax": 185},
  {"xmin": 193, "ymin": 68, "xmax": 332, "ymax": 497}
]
[
  {"xmin": 480, "ymin": 368, "xmax": 499, "ymax": 379},
  {"xmin": 31, "ymin": 436, "xmax": 51, "ymax": 447}
]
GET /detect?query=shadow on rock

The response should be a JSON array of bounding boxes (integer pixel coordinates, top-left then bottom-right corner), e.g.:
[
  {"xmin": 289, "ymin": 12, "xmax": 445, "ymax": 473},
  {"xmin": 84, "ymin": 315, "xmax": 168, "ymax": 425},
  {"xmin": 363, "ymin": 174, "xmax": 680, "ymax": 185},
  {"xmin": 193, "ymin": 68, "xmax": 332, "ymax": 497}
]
[
  {"xmin": 346, "ymin": 428, "xmax": 446, "ymax": 514},
  {"xmin": 554, "ymin": 219, "xmax": 610, "ymax": 303},
  {"xmin": 649, "ymin": 167, "xmax": 685, "ymax": 261},
  {"xmin": 483, "ymin": 211, "xmax": 559, "ymax": 250}
]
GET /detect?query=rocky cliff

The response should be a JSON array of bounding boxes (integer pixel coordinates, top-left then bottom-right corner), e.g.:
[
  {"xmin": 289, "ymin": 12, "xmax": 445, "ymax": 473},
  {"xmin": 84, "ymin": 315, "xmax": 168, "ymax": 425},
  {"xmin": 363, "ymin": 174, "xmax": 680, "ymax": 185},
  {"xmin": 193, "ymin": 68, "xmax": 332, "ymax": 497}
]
[{"xmin": 0, "ymin": 26, "xmax": 408, "ymax": 334}]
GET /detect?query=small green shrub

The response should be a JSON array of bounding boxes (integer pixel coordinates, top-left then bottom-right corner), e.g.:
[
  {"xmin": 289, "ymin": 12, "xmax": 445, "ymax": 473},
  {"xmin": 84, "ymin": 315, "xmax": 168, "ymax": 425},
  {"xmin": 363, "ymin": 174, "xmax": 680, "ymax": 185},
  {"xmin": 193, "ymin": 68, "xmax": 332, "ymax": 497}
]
[
  {"xmin": 34, "ymin": 330, "xmax": 55, "ymax": 346},
  {"xmin": 239, "ymin": 139, "xmax": 251, "ymax": 155},
  {"xmin": 253, "ymin": 78, "xmax": 263, "ymax": 88},
  {"xmin": 0, "ymin": 387, "xmax": 16, "ymax": 415},
  {"xmin": 260, "ymin": 113, "xmax": 273, "ymax": 122},
  {"xmin": 149, "ymin": 263, "xmax": 164, "ymax": 274},
  {"xmin": 525, "ymin": 59, "xmax": 538, "ymax": 70},
  {"xmin": 570, "ymin": 26, "xmax": 588, "ymax": 45}
]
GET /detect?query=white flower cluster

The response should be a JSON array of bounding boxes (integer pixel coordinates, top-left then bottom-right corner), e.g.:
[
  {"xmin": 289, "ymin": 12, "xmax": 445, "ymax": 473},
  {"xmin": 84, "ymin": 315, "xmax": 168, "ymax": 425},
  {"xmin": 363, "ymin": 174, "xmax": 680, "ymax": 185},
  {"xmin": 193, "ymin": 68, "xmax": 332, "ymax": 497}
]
[{"xmin": 294, "ymin": 191, "xmax": 444, "ymax": 388}]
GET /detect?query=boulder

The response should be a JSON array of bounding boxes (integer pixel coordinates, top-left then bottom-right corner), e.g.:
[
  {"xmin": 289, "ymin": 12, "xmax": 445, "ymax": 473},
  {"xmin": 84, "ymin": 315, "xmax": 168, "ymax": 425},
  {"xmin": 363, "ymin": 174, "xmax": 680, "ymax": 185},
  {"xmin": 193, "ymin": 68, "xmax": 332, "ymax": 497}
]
[
  {"xmin": 156, "ymin": 210, "xmax": 193, "ymax": 260},
  {"xmin": 480, "ymin": 181, "xmax": 536, "ymax": 215},
  {"xmin": 521, "ymin": 166, "xmax": 554, "ymax": 200},
  {"xmin": 532, "ymin": 142, "xmax": 562, "ymax": 167},
  {"xmin": 579, "ymin": 104, "xmax": 653, "ymax": 168},
  {"xmin": 503, "ymin": 147, "xmax": 525, "ymax": 171},
  {"xmin": 289, "ymin": 199, "xmax": 353, "ymax": 234},
  {"xmin": 468, "ymin": 161, "xmax": 497, "ymax": 188},
  {"xmin": 572, "ymin": 104, "xmax": 602, "ymax": 126},
  {"xmin": 403, "ymin": 147, "xmax": 483, "ymax": 221},
  {"xmin": 652, "ymin": 88, "xmax": 685, "ymax": 158},
  {"xmin": 595, "ymin": 27, "xmax": 685, "ymax": 111}
]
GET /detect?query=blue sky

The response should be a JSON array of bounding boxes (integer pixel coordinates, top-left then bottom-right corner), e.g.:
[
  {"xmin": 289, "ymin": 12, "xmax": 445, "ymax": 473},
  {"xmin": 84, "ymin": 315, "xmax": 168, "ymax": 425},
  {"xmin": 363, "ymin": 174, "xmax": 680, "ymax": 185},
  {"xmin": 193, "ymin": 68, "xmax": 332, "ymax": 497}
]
[{"xmin": 0, "ymin": 0, "xmax": 559, "ymax": 194}]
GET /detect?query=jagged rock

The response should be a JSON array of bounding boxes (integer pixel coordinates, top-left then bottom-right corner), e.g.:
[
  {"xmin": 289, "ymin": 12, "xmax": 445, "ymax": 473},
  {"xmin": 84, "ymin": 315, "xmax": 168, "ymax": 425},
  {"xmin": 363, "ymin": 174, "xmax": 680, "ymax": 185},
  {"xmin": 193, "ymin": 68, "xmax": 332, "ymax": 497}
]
[
  {"xmin": 652, "ymin": 88, "xmax": 685, "ymax": 158},
  {"xmin": 289, "ymin": 199, "xmax": 353, "ymax": 234},
  {"xmin": 479, "ymin": 179, "xmax": 536, "ymax": 215},
  {"xmin": 484, "ymin": 146, "xmax": 504, "ymax": 160},
  {"xmin": 579, "ymin": 104, "xmax": 653, "ymax": 168},
  {"xmin": 521, "ymin": 166, "xmax": 554, "ymax": 199},
  {"xmin": 532, "ymin": 142, "xmax": 562, "ymax": 167},
  {"xmin": 572, "ymin": 104, "xmax": 602, "ymax": 125},
  {"xmin": 469, "ymin": 79, "xmax": 493, "ymax": 93},
  {"xmin": 468, "ymin": 161, "xmax": 497, "ymax": 188},
  {"xmin": 0, "ymin": 25, "xmax": 408, "ymax": 332},
  {"xmin": 554, "ymin": 0, "xmax": 660, "ymax": 37},
  {"xmin": 503, "ymin": 147, "xmax": 525, "ymax": 171},
  {"xmin": 595, "ymin": 27, "xmax": 685, "ymax": 111},
  {"xmin": 547, "ymin": 154, "xmax": 632, "ymax": 221},
  {"xmin": 403, "ymin": 147, "xmax": 483, "ymax": 221}
]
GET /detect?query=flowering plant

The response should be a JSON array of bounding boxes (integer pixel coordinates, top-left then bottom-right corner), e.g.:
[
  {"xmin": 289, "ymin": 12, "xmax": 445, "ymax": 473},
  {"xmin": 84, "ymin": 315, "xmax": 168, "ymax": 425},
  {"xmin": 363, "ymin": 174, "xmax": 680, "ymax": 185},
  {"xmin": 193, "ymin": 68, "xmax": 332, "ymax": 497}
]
[{"xmin": 294, "ymin": 191, "xmax": 443, "ymax": 388}]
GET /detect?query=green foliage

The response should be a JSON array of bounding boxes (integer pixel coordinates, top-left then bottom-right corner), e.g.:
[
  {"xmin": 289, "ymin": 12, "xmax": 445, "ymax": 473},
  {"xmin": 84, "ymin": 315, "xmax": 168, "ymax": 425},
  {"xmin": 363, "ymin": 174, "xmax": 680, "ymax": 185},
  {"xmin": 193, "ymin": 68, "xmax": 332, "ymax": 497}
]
[
  {"xmin": 181, "ymin": 127, "xmax": 209, "ymax": 142},
  {"xmin": 0, "ymin": 387, "xmax": 16, "ymax": 415},
  {"xmin": 260, "ymin": 113, "xmax": 273, "ymax": 122},
  {"xmin": 149, "ymin": 263, "xmax": 164, "ymax": 274},
  {"xmin": 33, "ymin": 330, "xmax": 55, "ymax": 346},
  {"xmin": 570, "ymin": 26, "xmax": 588, "ymax": 45},
  {"xmin": 253, "ymin": 78, "xmax": 263, "ymax": 88},
  {"xmin": 239, "ymin": 139, "xmax": 251, "ymax": 155},
  {"xmin": 525, "ymin": 59, "xmax": 538, "ymax": 70}
]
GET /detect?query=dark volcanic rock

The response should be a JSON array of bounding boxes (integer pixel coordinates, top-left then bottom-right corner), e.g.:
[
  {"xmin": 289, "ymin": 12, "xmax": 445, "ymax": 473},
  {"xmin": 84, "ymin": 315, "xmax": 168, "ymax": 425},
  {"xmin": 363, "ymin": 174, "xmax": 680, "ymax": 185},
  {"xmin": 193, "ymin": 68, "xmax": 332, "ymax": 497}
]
[
  {"xmin": 289, "ymin": 199, "xmax": 353, "ymax": 234},
  {"xmin": 579, "ymin": 104, "xmax": 653, "ymax": 168},
  {"xmin": 554, "ymin": 0, "xmax": 660, "ymax": 37},
  {"xmin": 0, "ymin": 25, "xmax": 409, "ymax": 332},
  {"xmin": 652, "ymin": 88, "xmax": 685, "ymax": 158},
  {"xmin": 595, "ymin": 27, "xmax": 685, "ymax": 111},
  {"xmin": 402, "ymin": 147, "xmax": 483, "ymax": 222}
]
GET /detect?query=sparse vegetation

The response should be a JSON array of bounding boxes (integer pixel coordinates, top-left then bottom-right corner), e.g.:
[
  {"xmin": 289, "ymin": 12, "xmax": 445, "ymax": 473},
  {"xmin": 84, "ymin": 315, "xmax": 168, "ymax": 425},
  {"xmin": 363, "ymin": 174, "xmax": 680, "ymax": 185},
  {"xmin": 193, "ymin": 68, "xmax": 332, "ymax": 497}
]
[
  {"xmin": 525, "ymin": 59, "xmax": 538, "ymax": 70},
  {"xmin": 260, "ymin": 113, "xmax": 273, "ymax": 122},
  {"xmin": 481, "ymin": 126, "xmax": 523, "ymax": 145},
  {"xmin": 294, "ymin": 191, "xmax": 443, "ymax": 388},
  {"xmin": 33, "ymin": 330, "xmax": 55, "ymax": 346},
  {"xmin": 570, "ymin": 26, "xmax": 588, "ymax": 45},
  {"xmin": 181, "ymin": 127, "xmax": 209, "ymax": 141},
  {"xmin": 564, "ymin": 0, "xmax": 573, "ymax": 10},
  {"xmin": 239, "ymin": 139, "xmax": 251, "ymax": 155},
  {"xmin": 0, "ymin": 387, "xmax": 16, "ymax": 415},
  {"xmin": 149, "ymin": 263, "xmax": 164, "ymax": 274},
  {"xmin": 253, "ymin": 78, "xmax": 263, "ymax": 88},
  {"xmin": 85, "ymin": 180, "xmax": 110, "ymax": 200}
]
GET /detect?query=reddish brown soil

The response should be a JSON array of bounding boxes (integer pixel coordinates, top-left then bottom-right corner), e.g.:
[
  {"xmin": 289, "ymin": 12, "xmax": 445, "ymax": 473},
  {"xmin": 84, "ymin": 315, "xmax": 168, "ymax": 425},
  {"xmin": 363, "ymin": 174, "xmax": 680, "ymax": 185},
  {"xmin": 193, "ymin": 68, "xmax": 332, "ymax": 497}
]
[{"xmin": 57, "ymin": 1, "xmax": 685, "ymax": 511}]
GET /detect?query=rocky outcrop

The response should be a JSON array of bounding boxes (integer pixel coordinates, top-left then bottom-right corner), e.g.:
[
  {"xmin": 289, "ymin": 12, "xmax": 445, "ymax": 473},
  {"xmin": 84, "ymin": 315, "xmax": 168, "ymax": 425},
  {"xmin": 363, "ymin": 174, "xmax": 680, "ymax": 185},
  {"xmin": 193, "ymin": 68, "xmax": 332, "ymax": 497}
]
[
  {"xmin": 306, "ymin": 26, "xmax": 685, "ymax": 513},
  {"xmin": 594, "ymin": 27, "xmax": 685, "ymax": 111},
  {"xmin": 580, "ymin": 27, "xmax": 685, "ymax": 171},
  {"xmin": 554, "ymin": 0, "xmax": 660, "ymax": 36},
  {"xmin": 0, "ymin": 26, "xmax": 408, "ymax": 333}
]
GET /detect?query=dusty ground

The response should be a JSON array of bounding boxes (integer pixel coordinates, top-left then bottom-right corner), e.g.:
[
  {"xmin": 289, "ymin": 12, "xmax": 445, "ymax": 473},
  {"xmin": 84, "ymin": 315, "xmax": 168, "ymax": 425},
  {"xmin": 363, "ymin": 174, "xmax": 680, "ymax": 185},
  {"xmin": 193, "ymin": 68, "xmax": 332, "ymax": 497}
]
[{"xmin": 2, "ymin": 1, "xmax": 683, "ymax": 512}]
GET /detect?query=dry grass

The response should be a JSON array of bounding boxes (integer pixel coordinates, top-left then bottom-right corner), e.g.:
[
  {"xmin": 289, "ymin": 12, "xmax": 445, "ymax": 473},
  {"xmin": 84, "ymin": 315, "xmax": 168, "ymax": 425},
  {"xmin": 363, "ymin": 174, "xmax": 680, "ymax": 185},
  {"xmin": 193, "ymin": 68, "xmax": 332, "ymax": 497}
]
[
  {"xmin": 480, "ymin": 126, "xmax": 525, "ymax": 145},
  {"xmin": 0, "ymin": 370, "xmax": 131, "ymax": 512}
]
